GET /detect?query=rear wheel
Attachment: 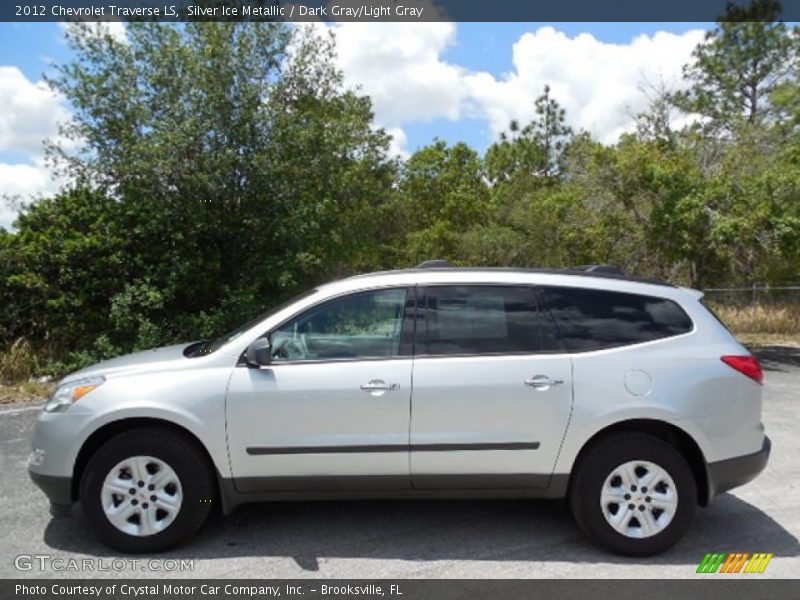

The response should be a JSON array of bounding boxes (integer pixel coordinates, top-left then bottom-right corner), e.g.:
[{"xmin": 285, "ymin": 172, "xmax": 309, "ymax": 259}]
[
  {"xmin": 80, "ymin": 427, "xmax": 215, "ymax": 552},
  {"xmin": 569, "ymin": 432, "xmax": 697, "ymax": 556}
]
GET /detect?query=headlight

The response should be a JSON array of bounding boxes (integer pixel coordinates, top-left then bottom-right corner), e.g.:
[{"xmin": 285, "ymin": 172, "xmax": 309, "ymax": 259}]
[{"xmin": 44, "ymin": 376, "xmax": 105, "ymax": 413}]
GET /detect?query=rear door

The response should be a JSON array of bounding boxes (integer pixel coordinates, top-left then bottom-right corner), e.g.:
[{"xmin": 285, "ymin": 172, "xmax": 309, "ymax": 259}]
[{"xmin": 409, "ymin": 285, "xmax": 573, "ymax": 489}]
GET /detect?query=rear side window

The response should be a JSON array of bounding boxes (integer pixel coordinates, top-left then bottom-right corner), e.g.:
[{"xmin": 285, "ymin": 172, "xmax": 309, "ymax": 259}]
[
  {"xmin": 538, "ymin": 286, "xmax": 693, "ymax": 352},
  {"xmin": 419, "ymin": 285, "xmax": 562, "ymax": 356}
]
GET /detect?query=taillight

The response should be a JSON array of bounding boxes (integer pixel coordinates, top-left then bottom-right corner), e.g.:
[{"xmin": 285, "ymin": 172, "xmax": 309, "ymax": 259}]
[{"xmin": 721, "ymin": 355, "xmax": 763, "ymax": 384}]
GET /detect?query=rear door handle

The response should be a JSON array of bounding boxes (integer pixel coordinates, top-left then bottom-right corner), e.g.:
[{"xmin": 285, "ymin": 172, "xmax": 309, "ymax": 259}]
[{"xmin": 524, "ymin": 375, "xmax": 564, "ymax": 389}]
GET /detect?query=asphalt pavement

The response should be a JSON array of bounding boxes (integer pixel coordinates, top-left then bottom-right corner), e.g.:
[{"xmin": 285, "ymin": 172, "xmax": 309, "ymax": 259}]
[{"xmin": 1, "ymin": 346, "xmax": 798, "ymax": 579}]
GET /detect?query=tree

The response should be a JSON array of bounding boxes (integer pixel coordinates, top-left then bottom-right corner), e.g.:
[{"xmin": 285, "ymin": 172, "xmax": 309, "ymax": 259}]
[
  {"xmin": 0, "ymin": 189, "xmax": 126, "ymax": 359},
  {"xmin": 9, "ymin": 23, "xmax": 394, "ymax": 366},
  {"xmin": 389, "ymin": 140, "xmax": 489, "ymax": 264},
  {"xmin": 485, "ymin": 85, "xmax": 573, "ymax": 183},
  {"xmin": 672, "ymin": 0, "xmax": 799, "ymax": 131}
]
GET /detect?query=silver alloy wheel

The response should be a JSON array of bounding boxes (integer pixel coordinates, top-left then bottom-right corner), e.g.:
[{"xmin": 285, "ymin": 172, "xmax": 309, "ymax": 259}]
[
  {"xmin": 600, "ymin": 460, "xmax": 678, "ymax": 539},
  {"xmin": 101, "ymin": 456, "xmax": 183, "ymax": 537}
]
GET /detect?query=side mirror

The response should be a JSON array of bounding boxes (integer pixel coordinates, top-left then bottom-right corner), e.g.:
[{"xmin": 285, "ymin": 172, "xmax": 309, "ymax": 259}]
[{"xmin": 245, "ymin": 337, "xmax": 272, "ymax": 367}]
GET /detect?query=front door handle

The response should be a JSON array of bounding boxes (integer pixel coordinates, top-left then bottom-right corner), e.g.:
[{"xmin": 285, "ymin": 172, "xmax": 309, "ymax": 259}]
[
  {"xmin": 524, "ymin": 375, "xmax": 564, "ymax": 389},
  {"xmin": 360, "ymin": 380, "xmax": 400, "ymax": 396}
]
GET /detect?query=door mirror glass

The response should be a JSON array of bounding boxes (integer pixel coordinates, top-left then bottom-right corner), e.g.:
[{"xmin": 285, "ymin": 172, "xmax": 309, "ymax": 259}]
[{"xmin": 245, "ymin": 337, "xmax": 272, "ymax": 367}]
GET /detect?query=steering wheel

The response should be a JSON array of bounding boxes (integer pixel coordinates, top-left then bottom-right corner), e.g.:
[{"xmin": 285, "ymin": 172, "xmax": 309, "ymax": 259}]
[{"xmin": 272, "ymin": 337, "xmax": 306, "ymax": 360}]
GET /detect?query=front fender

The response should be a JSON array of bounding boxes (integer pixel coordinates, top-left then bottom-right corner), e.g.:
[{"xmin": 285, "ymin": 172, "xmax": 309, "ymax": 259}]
[{"xmin": 68, "ymin": 365, "xmax": 233, "ymax": 479}]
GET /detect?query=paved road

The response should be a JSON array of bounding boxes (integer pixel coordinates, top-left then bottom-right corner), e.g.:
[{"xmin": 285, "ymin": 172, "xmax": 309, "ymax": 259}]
[{"xmin": 1, "ymin": 346, "xmax": 798, "ymax": 579}]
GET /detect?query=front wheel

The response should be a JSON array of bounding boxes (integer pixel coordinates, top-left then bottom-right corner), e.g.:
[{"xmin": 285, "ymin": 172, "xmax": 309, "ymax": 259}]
[
  {"xmin": 569, "ymin": 432, "xmax": 697, "ymax": 556},
  {"xmin": 80, "ymin": 427, "xmax": 215, "ymax": 552}
]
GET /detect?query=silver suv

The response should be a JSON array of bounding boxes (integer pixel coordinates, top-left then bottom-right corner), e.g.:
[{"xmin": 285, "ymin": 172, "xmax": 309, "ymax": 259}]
[{"xmin": 29, "ymin": 263, "xmax": 770, "ymax": 555}]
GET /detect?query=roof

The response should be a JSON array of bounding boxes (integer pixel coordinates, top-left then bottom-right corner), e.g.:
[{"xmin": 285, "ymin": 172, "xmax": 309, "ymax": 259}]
[{"xmin": 348, "ymin": 263, "xmax": 676, "ymax": 288}]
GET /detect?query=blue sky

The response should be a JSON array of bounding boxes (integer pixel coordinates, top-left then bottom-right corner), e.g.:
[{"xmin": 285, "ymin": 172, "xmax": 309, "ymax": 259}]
[{"xmin": 0, "ymin": 21, "xmax": 714, "ymax": 227}]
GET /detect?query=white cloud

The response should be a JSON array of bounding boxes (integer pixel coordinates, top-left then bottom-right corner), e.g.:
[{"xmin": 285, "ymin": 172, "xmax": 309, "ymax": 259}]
[
  {"xmin": 463, "ymin": 27, "xmax": 706, "ymax": 143},
  {"xmin": 0, "ymin": 160, "xmax": 64, "ymax": 229},
  {"xmin": 0, "ymin": 66, "xmax": 72, "ymax": 229},
  {"xmin": 0, "ymin": 66, "xmax": 69, "ymax": 156},
  {"xmin": 330, "ymin": 22, "xmax": 465, "ymax": 126},
  {"xmin": 385, "ymin": 126, "xmax": 409, "ymax": 159},
  {"xmin": 329, "ymin": 24, "xmax": 705, "ymax": 146}
]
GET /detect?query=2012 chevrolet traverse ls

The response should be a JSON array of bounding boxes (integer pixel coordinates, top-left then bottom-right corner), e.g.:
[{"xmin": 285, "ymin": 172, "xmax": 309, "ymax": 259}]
[{"xmin": 29, "ymin": 263, "xmax": 770, "ymax": 555}]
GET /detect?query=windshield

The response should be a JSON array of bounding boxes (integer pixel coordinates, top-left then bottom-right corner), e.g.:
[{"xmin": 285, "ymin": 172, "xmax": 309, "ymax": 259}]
[{"xmin": 186, "ymin": 289, "xmax": 318, "ymax": 356}]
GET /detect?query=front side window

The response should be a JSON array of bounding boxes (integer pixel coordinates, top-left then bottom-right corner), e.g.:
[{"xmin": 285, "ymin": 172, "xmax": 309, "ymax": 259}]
[
  {"xmin": 270, "ymin": 288, "xmax": 409, "ymax": 362},
  {"xmin": 419, "ymin": 285, "xmax": 561, "ymax": 356},
  {"xmin": 538, "ymin": 286, "xmax": 693, "ymax": 352}
]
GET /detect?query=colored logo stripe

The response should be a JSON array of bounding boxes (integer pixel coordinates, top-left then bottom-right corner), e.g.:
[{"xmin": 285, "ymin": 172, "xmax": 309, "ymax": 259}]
[
  {"xmin": 697, "ymin": 552, "xmax": 772, "ymax": 574},
  {"xmin": 719, "ymin": 553, "xmax": 737, "ymax": 573},
  {"xmin": 745, "ymin": 553, "xmax": 773, "ymax": 573},
  {"xmin": 697, "ymin": 553, "xmax": 725, "ymax": 573}
]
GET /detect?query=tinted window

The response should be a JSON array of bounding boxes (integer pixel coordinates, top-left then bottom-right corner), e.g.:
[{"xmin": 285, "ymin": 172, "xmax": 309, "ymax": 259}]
[
  {"xmin": 420, "ymin": 286, "xmax": 561, "ymax": 356},
  {"xmin": 539, "ymin": 286, "xmax": 693, "ymax": 352},
  {"xmin": 270, "ymin": 288, "xmax": 409, "ymax": 361}
]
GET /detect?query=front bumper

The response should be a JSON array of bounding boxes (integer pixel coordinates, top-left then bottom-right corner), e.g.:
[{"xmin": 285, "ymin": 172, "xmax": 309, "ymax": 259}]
[
  {"xmin": 707, "ymin": 436, "xmax": 771, "ymax": 501},
  {"xmin": 29, "ymin": 472, "xmax": 73, "ymax": 516},
  {"xmin": 28, "ymin": 403, "xmax": 97, "ymax": 516}
]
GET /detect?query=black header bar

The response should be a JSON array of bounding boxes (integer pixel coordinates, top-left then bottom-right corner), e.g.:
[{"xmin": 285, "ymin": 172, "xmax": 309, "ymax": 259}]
[{"xmin": 4, "ymin": 0, "xmax": 800, "ymax": 23}]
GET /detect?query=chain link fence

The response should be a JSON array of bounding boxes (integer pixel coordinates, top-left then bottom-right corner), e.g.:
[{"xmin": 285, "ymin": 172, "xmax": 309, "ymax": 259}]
[
  {"xmin": 702, "ymin": 285, "xmax": 800, "ymax": 305},
  {"xmin": 702, "ymin": 285, "xmax": 800, "ymax": 337}
]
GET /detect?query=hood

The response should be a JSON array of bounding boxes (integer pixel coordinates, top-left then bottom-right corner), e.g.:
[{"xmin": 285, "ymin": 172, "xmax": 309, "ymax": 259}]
[{"xmin": 62, "ymin": 343, "xmax": 193, "ymax": 383}]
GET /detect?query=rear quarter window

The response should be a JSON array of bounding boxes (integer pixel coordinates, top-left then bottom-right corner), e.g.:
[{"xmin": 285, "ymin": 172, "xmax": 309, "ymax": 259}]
[{"xmin": 538, "ymin": 286, "xmax": 693, "ymax": 352}]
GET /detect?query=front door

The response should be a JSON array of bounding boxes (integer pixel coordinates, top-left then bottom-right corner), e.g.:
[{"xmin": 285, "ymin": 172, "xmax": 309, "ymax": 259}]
[
  {"xmin": 226, "ymin": 287, "xmax": 414, "ymax": 492},
  {"xmin": 410, "ymin": 285, "xmax": 573, "ymax": 489}
]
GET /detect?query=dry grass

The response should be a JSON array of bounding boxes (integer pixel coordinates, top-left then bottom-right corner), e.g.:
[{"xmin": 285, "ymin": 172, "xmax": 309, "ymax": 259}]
[
  {"xmin": 735, "ymin": 333, "xmax": 800, "ymax": 346},
  {"xmin": 0, "ymin": 338, "xmax": 37, "ymax": 384},
  {"xmin": 0, "ymin": 338, "xmax": 51, "ymax": 405},
  {"xmin": 0, "ymin": 381, "xmax": 53, "ymax": 405},
  {"xmin": 709, "ymin": 302, "xmax": 800, "ymax": 343}
]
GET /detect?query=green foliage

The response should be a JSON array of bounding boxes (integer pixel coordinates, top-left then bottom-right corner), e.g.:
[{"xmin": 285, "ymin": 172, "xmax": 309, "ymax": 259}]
[
  {"xmin": 1, "ymin": 8, "xmax": 799, "ymax": 374},
  {"xmin": 387, "ymin": 140, "xmax": 490, "ymax": 264},
  {"xmin": 1, "ymin": 189, "xmax": 125, "ymax": 352}
]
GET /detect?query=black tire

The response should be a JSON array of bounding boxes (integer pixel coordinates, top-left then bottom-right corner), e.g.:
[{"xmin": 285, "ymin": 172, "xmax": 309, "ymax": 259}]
[
  {"xmin": 569, "ymin": 432, "xmax": 697, "ymax": 556},
  {"xmin": 79, "ymin": 427, "xmax": 215, "ymax": 552}
]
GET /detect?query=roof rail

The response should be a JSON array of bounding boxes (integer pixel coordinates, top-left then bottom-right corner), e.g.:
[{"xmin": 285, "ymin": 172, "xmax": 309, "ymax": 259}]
[
  {"xmin": 568, "ymin": 264, "xmax": 626, "ymax": 276},
  {"xmin": 416, "ymin": 259, "xmax": 453, "ymax": 269}
]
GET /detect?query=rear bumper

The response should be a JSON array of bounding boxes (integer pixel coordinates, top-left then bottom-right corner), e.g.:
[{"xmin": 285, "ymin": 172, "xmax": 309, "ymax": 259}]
[{"xmin": 707, "ymin": 436, "xmax": 770, "ymax": 501}]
